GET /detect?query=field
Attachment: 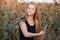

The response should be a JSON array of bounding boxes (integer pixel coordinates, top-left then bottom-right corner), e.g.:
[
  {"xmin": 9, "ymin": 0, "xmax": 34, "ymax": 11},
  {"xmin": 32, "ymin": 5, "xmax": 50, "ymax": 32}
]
[{"xmin": 0, "ymin": 0, "xmax": 60, "ymax": 40}]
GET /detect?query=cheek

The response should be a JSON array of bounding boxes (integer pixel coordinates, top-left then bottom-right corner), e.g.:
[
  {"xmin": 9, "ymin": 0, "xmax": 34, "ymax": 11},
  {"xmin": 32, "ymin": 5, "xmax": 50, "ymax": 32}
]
[
  {"xmin": 26, "ymin": 9, "xmax": 29, "ymax": 14},
  {"xmin": 32, "ymin": 10, "xmax": 35, "ymax": 14},
  {"xmin": 29, "ymin": 10, "xmax": 35, "ymax": 15},
  {"xmin": 26, "ymin": 8, "xmax": 36, "ymax": 15}
]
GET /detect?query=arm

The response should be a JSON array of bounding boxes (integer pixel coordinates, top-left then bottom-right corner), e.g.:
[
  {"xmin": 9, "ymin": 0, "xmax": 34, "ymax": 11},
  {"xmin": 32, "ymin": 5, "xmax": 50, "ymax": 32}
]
[{"xmin": 19, "ymin": 21, "xmax": 45, "ymax": 37}]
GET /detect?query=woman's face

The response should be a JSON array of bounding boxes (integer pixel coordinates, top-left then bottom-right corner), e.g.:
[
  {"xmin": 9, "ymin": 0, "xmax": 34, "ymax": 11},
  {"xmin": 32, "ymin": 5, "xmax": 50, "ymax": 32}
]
[{"xmin": 26, "ymin": 4, "xmax": 36, "ymax": 16}]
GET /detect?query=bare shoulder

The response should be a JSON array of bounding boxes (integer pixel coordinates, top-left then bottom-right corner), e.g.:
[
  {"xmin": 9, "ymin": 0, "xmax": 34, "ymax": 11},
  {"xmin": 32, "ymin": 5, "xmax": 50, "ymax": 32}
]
[
  {"xmin": 20, "ymin": 17, "xmax": 25, "ymax": 22},
  {"xmin": 20, "ymin": 21, "xmax": 25, "ymax": 26},
  {"xmin": 19, "ymin": 17, "xmax": 26, "ymax": 27}
]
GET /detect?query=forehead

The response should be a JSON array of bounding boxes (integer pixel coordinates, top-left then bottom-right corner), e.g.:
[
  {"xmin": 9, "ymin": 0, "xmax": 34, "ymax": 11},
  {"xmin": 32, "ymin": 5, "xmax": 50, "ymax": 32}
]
[{"xmin": 28, "ymin": 4, "xmax": 35, "ymax": 8}]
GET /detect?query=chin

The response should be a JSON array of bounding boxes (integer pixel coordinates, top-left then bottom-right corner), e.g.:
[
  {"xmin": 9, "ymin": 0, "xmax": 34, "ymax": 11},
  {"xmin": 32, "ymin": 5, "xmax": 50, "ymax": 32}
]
[{"xmin": 27, "ymin": 13, "xmax": 32, "ymax": 15}]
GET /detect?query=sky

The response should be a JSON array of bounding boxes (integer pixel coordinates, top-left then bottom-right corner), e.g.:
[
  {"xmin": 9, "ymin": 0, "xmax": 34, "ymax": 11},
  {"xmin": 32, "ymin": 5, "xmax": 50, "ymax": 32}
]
[{"xmin": 17, "ymin": 0, "xmax": 55, "ymax": 3}]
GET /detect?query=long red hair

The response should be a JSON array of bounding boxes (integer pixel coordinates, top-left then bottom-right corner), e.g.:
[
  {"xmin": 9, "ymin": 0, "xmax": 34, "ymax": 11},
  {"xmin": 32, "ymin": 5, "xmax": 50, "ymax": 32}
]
[
  {"xmin": 24, "ymin": 2, "xmax": 42, "ymax": 40},
  {"xmin": 25, "ymin": 2, "xmax": 42, "ymax": 34}
]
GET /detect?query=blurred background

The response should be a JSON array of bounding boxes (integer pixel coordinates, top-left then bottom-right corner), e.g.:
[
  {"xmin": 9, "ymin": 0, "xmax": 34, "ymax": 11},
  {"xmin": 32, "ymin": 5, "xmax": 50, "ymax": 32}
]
[{"xmin": 0, "ymin": 0, "xmax": 60, "ymax": 40}]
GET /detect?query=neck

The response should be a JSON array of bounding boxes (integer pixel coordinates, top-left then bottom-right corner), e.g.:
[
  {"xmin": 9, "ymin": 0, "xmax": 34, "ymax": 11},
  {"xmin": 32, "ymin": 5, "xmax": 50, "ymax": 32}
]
[{"xmin": 26, "ymin": 15, "xmax": 34, "ymax": 21}]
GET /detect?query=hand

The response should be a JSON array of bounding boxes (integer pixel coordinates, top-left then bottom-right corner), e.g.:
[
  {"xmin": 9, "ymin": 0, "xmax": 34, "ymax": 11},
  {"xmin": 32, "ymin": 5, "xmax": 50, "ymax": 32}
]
[{"xmin": 39, "ymin": 30, "xmax": 46, "ymax": 35}]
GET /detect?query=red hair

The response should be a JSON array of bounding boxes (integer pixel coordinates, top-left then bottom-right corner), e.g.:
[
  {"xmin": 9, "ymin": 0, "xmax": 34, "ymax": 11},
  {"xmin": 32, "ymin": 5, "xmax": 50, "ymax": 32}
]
[{"xmin": 25, "ymin": 2, "xmax": 42, "ymax": 34}]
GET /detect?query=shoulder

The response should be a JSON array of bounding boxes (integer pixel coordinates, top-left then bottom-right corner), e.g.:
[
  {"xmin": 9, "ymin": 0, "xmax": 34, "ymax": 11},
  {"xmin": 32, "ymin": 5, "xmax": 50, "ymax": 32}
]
[
  {"xmin": 19, "ymin": 17, "xmax": 26, "ymax": 25},
  {"xmin": 20, "ymin": 17, "xmax": 25, "ymax": 22},
  {"xmin": 19, "ymin": 17, "xmax": 27, "ymax": 28}
]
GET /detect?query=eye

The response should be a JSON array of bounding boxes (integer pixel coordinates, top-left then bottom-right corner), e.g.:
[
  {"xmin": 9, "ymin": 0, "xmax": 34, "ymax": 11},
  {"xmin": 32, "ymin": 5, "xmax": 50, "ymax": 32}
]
[{"xmin": 28, "ymin": 7, "xmax": 30, "ymax": 9}]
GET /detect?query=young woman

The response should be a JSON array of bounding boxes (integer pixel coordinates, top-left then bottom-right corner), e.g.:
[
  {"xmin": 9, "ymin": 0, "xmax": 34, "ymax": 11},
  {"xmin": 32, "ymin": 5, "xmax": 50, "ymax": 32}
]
[{"xmin": 19, "ymin": 2, "xmax": 45, "ymax": 40}]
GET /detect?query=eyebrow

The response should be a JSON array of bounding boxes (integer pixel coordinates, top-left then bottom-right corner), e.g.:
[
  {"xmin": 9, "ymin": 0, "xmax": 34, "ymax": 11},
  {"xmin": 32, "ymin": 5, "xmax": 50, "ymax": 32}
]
[{"xmin": 28, "ymin": 6, "xmax": 35, "ymax": 9}]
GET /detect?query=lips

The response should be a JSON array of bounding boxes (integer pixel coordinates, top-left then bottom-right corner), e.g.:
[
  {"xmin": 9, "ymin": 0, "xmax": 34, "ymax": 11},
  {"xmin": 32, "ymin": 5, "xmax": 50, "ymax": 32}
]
[{"xmin": 28, "ymin": 11, "xmax": 31, "ymax": 13}]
